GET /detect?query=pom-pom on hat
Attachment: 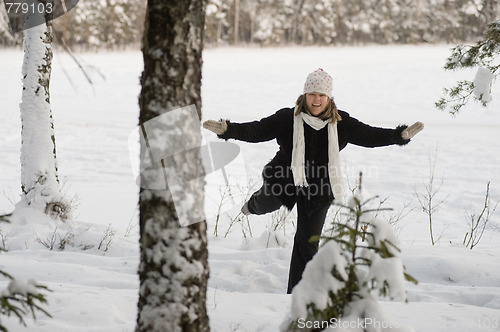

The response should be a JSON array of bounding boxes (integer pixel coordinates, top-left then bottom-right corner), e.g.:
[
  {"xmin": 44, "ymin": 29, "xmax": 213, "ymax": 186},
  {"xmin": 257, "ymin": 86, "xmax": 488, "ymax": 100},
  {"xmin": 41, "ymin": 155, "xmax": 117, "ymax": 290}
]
[{"xmin": 303, "ymin": 68, "xmax": 333, "ymax": 98}]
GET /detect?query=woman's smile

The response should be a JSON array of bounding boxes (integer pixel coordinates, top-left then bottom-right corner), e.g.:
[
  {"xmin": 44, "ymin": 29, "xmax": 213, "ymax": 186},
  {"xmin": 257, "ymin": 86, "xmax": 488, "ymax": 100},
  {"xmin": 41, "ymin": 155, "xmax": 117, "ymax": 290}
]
[{"xmin": 306, "ymin": 92, "xmax": 329, "ymax": 116}]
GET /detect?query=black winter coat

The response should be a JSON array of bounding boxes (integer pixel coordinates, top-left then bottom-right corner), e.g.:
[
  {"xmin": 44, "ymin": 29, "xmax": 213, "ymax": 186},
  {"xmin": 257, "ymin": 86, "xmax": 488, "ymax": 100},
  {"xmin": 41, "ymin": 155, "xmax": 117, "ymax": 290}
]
[{"xmin": 219, "ymin": 108, "xmax": 409, "ymax": 212}]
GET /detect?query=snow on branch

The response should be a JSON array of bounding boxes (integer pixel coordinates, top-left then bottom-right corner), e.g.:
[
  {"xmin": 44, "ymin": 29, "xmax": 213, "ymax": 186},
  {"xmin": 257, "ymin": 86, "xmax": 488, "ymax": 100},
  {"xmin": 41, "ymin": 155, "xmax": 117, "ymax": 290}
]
[
  {"xmin": 282, "ymin": 174, "xmax": 417, "ymax": 332},
  {"xmin": 436, "ymin": 20, "xmax": 500, "ymax": 115}
]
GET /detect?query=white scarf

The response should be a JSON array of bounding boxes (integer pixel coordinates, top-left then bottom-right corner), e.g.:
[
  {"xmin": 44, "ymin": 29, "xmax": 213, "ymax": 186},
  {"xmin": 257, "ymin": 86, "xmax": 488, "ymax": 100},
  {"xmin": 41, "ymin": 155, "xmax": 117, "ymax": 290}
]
[{"xmin": 291, "ymin": 108, "xmax": 343, "ymax": 201}]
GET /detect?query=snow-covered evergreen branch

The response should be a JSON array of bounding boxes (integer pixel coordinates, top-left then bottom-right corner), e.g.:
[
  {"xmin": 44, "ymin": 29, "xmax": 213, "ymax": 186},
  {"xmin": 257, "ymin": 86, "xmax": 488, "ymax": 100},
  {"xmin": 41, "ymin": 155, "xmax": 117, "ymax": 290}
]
[{"xmin": 283, "ymin": 175, "xmax": 417, "ymax": 331}]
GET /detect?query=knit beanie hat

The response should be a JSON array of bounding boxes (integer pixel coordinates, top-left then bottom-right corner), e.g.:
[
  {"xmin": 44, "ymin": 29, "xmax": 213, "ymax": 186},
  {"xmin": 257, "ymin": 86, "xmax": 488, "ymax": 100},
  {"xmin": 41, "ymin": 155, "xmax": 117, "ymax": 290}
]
[{"xmin": 303, "ymin": 68, "xmax": 333, "ymax": 98}]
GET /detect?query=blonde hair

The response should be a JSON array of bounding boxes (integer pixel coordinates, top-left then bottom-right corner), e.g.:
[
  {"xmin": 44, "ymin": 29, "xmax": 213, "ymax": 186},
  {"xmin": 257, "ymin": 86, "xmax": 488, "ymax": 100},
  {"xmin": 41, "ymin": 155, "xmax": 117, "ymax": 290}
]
[{"xmin": 295, "ymin": 94, "xmax": 342, "ymax": 122}]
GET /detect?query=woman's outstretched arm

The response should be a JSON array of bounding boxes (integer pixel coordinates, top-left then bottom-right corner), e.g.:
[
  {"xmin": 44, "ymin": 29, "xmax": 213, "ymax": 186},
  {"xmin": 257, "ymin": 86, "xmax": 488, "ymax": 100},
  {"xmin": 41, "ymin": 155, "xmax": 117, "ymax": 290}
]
[
  {"xmin": 340, "ymin": 111, "xmax": 423, "ymax": 148},
  {"xmin": 203, "ymin": 108, "xmax": 292, "ymax": 143}
]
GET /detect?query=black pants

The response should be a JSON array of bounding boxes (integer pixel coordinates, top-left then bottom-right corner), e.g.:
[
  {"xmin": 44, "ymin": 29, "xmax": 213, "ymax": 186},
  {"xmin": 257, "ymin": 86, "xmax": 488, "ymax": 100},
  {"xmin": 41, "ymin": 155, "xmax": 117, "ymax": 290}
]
[{"xmin": 247, "ymin": 184, "xmax": 330, "ymax": 294}]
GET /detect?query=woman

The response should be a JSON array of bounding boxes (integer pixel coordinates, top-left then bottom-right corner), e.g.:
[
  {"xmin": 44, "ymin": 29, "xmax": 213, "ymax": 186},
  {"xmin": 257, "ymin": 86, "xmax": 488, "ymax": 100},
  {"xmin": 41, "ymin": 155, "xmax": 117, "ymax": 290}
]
[{"xmin": 203, "ymin": 68, "xmax": 423, "ymax": 293}]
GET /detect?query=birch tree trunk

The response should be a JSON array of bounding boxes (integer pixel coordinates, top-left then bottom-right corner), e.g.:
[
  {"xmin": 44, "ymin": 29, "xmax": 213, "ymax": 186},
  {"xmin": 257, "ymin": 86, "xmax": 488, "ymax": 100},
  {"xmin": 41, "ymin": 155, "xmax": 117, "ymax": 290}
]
[
  {"xmin": 19, "ymin": 0, "xmax": 67, "ymax": 220},
  {"xmin": 136, "ymin": 0, "xmax": 209, "ymax": 331},
  {"xmin": 233, "ymin": 0, "xmax": 239, "ymax": 45}
]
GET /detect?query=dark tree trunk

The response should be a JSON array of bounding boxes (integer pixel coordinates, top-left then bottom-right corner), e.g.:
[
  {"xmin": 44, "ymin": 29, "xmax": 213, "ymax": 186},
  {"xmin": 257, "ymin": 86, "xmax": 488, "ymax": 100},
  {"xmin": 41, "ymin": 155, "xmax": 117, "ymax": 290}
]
[{"xmin": 136, "ymin": 0, "xmax": 209, "ymax": 331}]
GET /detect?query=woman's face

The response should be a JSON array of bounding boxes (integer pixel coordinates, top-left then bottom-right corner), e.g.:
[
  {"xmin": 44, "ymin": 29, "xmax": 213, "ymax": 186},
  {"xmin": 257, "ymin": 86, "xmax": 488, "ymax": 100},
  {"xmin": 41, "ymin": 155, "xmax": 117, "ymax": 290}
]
[{"xmin": 305, "ymin": 92, "xmax": 329, "ymax": 116}]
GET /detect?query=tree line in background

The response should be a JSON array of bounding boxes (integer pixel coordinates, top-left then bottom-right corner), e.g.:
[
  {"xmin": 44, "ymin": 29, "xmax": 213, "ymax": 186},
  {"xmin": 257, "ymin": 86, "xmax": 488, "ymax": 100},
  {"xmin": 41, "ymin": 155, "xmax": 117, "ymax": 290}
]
[
  {"xmin": 0, "ymin": 0, "xmax": 147, "ymax": 48},
  {"xmin": 0, "ymin": 0, "xmax": 499, "ymax": 48},
  {"xmin": 207, "ymin": 0, "xmax": 499, "ymax": 45}
]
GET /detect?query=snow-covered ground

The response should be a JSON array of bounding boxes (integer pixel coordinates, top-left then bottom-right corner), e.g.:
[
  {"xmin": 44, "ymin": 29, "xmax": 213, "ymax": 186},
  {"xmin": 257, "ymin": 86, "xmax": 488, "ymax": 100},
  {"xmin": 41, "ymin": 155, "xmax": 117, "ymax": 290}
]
[{"xmin": 1, "ymin": 45, "xmax": 500, "ymax": 331}]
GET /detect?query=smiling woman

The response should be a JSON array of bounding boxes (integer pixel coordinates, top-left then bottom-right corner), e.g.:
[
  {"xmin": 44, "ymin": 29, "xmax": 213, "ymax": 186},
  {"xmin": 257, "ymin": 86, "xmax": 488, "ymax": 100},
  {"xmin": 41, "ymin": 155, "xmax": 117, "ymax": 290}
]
[
  {"xmin": 203, "ymin": 68, "xmax": 424, "ymax": 294},
  {"xmin": 301, "ymin": 68, "xmax": 334, "ymax": 117},
  {"xmin": 305, "ymin": 92, "xmax": 329, "ymax": 115}
]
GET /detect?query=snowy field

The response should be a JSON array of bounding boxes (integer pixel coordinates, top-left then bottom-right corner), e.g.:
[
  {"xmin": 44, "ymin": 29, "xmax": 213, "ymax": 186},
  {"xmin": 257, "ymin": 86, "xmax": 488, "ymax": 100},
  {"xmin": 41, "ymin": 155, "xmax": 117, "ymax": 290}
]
[{"xmin": 1, "ymin": 45, "xmax": 500, "ymax": 331}]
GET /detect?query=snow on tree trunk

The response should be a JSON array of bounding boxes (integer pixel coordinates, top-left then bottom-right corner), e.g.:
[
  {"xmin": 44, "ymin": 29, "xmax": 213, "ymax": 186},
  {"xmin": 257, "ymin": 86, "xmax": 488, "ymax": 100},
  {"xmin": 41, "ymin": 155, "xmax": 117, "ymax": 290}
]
[
  {"xmin": 136, "ymin": 1, "xmax": 209, "ymax": 331},
  {"xmin": 19, "ymin": 1, "xmax": 67, "ymax": 221}
]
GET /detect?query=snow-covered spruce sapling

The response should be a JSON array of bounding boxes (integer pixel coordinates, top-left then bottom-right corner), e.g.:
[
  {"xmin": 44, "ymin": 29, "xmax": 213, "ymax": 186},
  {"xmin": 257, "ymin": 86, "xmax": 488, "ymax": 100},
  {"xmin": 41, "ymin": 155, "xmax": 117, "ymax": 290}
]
[
  {"xmin": 436, "ymin": 20, "xmax": 500, "ymax": 115},
  {"xmin": 284, "ymin": 185, "xmax": 417, "ymax": 331},
  {"xmin": 463, "ymin": 181, "xmax": 499, "ymax": 250},
  {"xmin": 0, "ymin": 270, "xmax": 51, "ymax": 332}
]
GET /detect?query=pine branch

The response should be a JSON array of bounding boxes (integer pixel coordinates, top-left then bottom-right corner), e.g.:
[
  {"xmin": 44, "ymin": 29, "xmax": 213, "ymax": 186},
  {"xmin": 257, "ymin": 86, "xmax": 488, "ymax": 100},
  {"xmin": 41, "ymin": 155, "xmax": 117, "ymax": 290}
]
[{"xmin": 437, "ymin": 20, "xmax": 500, "ymax": 114}]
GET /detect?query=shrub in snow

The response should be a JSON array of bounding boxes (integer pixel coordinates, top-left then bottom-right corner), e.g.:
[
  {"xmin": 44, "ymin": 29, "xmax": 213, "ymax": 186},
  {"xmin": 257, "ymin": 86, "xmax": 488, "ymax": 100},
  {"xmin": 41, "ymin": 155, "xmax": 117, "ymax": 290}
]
[
  {"xmin": 0, "ymin": 270, "xmax": 51, "ymax": 332},
  {"xmin": 283, "ymin": 186, "xmax": 417, "ymax": 332},
  {"xmin": 0, "ymin": 206, "xmax": 118, "ymax": 253},
  {"xmin": 463, "ymin": 181, "xmax": 499, "ymax": 250},
  {"xmin": 414, "ymin": 148, "xmax": 446, "ymax": 246}
]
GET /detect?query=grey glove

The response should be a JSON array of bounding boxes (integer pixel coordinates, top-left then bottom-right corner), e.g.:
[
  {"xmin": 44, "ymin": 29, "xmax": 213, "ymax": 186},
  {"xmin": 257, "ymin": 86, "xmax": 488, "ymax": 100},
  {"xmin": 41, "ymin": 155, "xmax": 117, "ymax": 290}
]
[
  {"xmin": 401, "ymin": 121, "xmax": 424, "ymax": 140},
  {"xmin": 203, "ymin": 119, "xmax": 228, "ymax": 135}
]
